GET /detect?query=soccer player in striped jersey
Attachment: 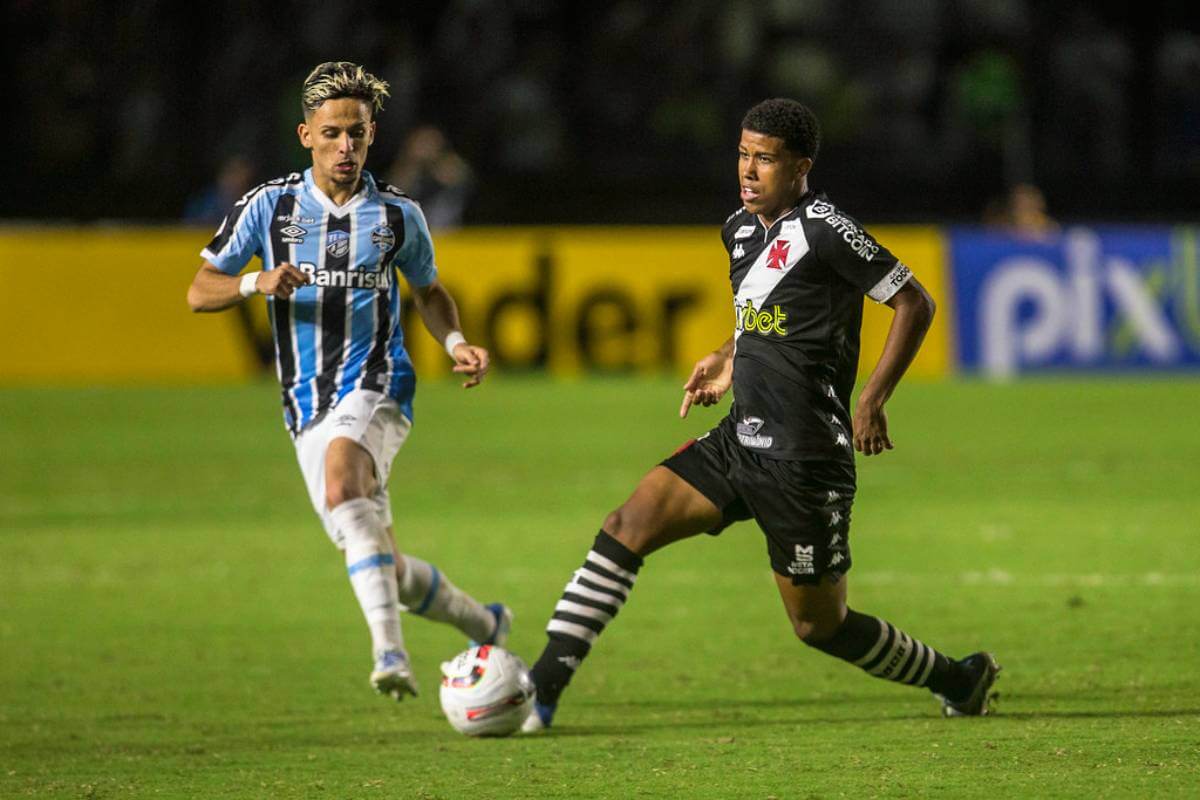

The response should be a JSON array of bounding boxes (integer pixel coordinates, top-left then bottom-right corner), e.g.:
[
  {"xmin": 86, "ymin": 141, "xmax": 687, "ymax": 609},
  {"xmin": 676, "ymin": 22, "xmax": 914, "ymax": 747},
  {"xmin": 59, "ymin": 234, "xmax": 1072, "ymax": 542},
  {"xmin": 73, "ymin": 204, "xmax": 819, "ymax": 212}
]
[
  {"xmin": 187, "ymin": 62, "xmax": 509, "ymax": 701},
  {"xmin": 522, "ymin": 99, "xmax": 998, "ymax": 732}
]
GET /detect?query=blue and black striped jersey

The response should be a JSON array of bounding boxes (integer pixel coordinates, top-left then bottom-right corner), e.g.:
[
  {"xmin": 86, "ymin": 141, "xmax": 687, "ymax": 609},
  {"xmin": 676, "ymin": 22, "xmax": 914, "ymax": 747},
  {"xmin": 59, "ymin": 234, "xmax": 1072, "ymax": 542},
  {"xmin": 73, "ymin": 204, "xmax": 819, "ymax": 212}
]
[{"xmin": 202, "ymin": 168, "xmax": 436, "ymax": 435}]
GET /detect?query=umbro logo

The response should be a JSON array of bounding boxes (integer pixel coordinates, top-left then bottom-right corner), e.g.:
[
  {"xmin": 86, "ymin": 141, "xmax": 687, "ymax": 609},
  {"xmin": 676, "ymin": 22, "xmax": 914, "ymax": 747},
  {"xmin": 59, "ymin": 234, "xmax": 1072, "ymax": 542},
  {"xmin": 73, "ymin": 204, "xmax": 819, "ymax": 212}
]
[{"xmin": 280, "ymin": 224, "xmax": 306, "ymax": 244}]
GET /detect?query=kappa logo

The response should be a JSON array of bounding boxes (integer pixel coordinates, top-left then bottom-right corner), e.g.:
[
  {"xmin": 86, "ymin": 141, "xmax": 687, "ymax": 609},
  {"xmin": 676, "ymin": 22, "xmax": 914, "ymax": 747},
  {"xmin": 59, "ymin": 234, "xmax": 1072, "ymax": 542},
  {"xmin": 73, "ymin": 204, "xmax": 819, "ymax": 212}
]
[
  {"xmin": 280, "ymin": 224, "xmax": 306, "ymax": 244},
  {"xmin": 788, "ymin": 544, "xmax": 815, "ymax": 576},
  {"xmin": 371, "ymin": 225, "xmax": 396, "ymax": 252},
  {"xmin": 557, "ymin": 655, "xmax": 581, "ymax": 671},
  {"xmin": 732, "ymin": 243, "xmax": 745, "ymax": 260},
  {"xmin": 326, "ymin": 230, "xmax": 350, "ymax": 258},
  {"xmin": 734, "ymin": 224, "xmax": 756, "ymax": 240},
  {"xmin": 736, "ymin": 416, "xmax": 774, "ymax": 449}
]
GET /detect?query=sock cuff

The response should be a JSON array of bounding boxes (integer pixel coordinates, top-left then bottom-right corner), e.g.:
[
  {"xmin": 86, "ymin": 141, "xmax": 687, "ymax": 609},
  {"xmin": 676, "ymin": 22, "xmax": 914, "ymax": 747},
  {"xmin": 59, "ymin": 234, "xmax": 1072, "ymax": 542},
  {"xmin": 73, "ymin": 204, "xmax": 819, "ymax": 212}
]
[
  {"xmin": 593, "ymin": 530, "xmax": 644, "ymax": 572},
  {"xmin": 329, "ymin": 497, "xmax": 377, "ymax": 525},
  {"xmin": 806, "ymin": 608, "xmax": 884, "ymax": 661}
]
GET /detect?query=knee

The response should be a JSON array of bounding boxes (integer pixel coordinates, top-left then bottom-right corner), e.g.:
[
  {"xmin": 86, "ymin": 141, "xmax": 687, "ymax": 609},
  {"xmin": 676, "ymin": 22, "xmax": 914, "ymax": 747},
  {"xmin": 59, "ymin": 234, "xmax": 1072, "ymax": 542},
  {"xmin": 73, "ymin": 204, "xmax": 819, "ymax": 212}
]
[
  {"xmin": 602, "ymin": 505, "xmax": 650, "ymax": 555},
  {"xmin": 325, "ymin": 476, "xmax": 366, "ymax": 510},
  {"xmin": 790, "ymin": 609, "xmax": 845, "ymax": 645}
]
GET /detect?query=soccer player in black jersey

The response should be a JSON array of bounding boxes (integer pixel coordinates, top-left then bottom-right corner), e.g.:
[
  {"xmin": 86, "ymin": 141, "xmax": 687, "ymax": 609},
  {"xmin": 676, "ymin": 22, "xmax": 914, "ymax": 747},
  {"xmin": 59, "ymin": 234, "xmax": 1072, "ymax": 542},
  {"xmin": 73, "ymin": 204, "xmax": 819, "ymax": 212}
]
[{"xmin": 522, "ymin": 98, "xmax": 998, "ymax": 732}]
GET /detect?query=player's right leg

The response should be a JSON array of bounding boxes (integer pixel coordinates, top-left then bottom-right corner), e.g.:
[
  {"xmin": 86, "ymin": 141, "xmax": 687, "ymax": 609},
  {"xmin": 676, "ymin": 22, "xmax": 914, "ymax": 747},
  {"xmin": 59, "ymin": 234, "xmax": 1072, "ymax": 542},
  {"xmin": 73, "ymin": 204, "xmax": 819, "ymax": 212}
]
[
  {"xmin": 523, "ymin": 462, "xmax": 725, "ymax": 732},
  {"xmin": 324, "ymin": 436, "xmax": 417, "ymax": 700}
]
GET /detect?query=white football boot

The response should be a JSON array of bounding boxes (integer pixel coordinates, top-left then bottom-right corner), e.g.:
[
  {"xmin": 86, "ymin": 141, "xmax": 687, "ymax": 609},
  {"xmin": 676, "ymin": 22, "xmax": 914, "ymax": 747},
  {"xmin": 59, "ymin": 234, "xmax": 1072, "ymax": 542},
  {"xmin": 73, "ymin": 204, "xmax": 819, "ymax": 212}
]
[{"xmin": 370, "ymin": 649, "xmax": 419, "ymax": 701}]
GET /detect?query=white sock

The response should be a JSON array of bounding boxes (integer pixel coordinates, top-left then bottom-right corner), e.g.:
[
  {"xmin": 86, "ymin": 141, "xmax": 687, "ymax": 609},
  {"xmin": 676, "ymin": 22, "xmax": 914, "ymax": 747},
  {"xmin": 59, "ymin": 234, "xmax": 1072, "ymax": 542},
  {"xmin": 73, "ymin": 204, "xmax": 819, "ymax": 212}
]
[
  {"xmin": 331, "ymin": 498, "xmax": 404, "ymax": 657},
  {"xmin": 396, "ymin": 555, "xmax": 494, "ymax": 643}
]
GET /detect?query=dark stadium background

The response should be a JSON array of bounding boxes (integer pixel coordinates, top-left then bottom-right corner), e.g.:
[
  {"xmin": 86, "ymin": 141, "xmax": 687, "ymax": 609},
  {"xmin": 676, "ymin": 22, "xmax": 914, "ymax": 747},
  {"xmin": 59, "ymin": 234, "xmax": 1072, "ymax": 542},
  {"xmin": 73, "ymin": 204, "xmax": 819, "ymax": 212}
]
[{"xmin": 6, "ymin": 0, "xmax": 1199, "ymax": 224}]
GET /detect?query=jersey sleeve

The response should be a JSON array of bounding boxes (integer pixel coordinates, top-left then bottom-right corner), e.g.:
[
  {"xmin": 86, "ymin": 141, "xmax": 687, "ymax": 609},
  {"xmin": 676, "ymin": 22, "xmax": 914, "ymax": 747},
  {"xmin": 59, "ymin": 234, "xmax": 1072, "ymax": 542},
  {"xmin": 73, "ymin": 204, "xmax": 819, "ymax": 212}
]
[
  {"xmin": 199, "ymin": 189, "xmax": 267, "ymax": 275},
  {"xmin": 394, "ymin": 201, "xmax": 438, "ymax": 287},
  {"xmin": 813, "ymin": 210, "xmax": 912, "ymax": 303}
]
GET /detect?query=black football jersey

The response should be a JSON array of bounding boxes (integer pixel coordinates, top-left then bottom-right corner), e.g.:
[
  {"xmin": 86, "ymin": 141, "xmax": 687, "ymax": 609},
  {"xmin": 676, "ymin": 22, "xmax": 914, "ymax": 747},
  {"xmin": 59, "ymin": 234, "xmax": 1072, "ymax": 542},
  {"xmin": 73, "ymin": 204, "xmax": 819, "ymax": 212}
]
[{"xmin": 719, "ymin": 190, "xmax": 913, "ymax": 461}]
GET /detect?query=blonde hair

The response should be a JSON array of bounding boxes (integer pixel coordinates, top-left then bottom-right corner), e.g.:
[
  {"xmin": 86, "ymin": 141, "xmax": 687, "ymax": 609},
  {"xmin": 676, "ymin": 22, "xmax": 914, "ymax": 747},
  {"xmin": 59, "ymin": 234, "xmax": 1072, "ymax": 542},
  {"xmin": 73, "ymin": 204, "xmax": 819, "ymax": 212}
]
[{"xmin": 301, "ymin": 62, "xmax": 390, "ymax": 117}]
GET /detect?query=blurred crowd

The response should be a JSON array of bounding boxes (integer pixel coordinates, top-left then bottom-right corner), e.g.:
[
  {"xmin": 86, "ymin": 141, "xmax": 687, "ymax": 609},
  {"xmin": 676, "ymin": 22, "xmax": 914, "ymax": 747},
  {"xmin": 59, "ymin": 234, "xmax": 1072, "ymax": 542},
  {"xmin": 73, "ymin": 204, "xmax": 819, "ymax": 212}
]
[{"xmin": 8, "ymin": 0, "xmax": 1199, "ymax": 224}]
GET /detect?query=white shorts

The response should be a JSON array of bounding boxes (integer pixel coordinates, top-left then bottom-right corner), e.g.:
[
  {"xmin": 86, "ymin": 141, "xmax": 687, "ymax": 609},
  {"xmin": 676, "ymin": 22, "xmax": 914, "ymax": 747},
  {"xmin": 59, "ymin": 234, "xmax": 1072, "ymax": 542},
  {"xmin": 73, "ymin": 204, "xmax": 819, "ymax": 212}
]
[{"xmin": 294, "ymin": 389, "xmax": 412, "ymax": 548}]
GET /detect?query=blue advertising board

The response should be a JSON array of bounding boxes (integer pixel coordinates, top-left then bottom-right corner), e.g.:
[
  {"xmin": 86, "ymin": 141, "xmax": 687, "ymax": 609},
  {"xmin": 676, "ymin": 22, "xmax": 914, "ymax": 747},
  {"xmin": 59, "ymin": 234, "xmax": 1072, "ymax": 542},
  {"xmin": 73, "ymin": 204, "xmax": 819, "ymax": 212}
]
[{"xmin": 950, "ymin": 227, "xmax": 1200, "ymax": 375}]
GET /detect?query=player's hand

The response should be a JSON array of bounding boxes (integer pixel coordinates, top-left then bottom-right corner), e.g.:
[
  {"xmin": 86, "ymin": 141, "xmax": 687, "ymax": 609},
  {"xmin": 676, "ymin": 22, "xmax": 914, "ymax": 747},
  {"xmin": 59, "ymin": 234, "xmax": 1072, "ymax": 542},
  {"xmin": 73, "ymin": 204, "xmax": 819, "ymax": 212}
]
[
  {"xmin": 451, "ymin": 343, "xmax": 489, "ymax": 388},
  {"xmin": 257, "ymin": 263, "xmax": 312, "ymax": 299},
  {"xmin": 680, "ymin": 350, "xmax": 733, "ymax": 418},
  {"xmin": 852, "ymin": 397, "xmax": 893, "ymax": 456}
]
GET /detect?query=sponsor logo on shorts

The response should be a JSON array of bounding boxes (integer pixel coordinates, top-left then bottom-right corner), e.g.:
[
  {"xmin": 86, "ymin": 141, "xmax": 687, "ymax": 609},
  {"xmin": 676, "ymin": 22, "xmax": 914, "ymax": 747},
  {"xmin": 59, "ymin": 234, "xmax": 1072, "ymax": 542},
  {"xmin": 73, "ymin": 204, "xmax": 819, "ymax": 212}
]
[
  {"xmin": 788, "ymin": 544, "xmax": 815, "ymax": 576},
  {"xmin": 736, "ymin": 416, "xmax": 774, "ymax": 449},
  {"xmin": 734, "ymin": 224, "xmax": 756, "ymax": 239},
  {"xmin": 333, "ymin": 413, "xmax": 357, "ymax": 428}
]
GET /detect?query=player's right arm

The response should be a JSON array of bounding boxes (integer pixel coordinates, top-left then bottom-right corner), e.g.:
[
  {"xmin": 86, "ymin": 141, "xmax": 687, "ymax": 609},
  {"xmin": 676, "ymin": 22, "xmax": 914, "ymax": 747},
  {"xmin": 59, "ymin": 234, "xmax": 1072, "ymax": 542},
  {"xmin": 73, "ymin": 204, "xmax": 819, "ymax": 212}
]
[
  {"xmin": 188, "ymin": 182, "xmax": 313, "ymax": 312},
  {"xmin": 187, "ymin": 261, "xmax": 311, "ymax": 312},
  {"xmin": 680, "ymin": 336, "xmax": 734, "ymax": 418}
]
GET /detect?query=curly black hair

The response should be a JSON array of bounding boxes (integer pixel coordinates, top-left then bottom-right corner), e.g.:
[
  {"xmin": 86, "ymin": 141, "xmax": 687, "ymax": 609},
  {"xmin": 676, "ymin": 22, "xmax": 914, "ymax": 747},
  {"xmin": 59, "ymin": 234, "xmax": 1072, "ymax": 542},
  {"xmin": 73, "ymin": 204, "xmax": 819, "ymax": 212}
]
[{"xmin": 741, "ymin": 99, "xmax": 821, "ymax": 161}]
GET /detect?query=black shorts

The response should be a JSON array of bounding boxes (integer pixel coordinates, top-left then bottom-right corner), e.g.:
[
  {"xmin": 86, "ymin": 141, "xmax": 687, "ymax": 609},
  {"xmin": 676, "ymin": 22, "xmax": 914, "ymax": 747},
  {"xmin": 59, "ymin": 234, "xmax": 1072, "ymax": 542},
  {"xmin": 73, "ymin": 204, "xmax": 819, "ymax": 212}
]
[{"xmin": 661, "ymin": 420, "xmax": 857, "ymax": 585}]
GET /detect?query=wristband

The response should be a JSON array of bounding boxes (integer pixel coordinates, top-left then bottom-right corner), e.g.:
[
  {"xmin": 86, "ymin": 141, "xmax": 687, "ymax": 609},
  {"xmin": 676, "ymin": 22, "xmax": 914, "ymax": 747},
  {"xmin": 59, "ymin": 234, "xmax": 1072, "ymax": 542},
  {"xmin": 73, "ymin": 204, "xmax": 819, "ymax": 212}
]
[
  {"xmin": 444, "ymin": 331, "xmax": 467, "ymax": 357},
  {"xmin": 239, "ymin": 271, "xmax": 261, "ymax": 298}
]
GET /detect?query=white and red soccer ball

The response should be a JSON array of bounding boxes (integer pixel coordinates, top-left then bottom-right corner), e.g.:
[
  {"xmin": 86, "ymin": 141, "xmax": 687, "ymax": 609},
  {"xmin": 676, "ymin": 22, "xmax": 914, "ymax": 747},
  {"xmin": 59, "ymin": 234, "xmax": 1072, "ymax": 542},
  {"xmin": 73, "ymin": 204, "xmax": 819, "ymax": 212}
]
[{"xmin": 439, "ymin": 645, "xmax": 534, "ymax": 736}]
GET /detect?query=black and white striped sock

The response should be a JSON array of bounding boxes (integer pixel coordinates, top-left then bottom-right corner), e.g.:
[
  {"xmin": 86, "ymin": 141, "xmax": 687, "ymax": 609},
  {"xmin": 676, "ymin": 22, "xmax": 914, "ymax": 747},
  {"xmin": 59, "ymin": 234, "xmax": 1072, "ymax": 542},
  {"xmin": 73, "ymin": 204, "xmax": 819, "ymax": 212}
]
[
  {"xmin": 529, "ymin": 531, "xmax": 643, "ymax": 707},
  {"xmin": 808, "ymin": 609, "xmax": 967, "ymax": 698}
]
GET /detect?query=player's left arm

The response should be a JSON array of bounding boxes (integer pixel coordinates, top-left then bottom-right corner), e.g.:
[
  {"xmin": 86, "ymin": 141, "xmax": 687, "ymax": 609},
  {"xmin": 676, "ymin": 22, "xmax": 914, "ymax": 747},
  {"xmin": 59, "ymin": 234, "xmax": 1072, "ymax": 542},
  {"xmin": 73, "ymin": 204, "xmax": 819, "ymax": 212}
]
[
  {"xmin": 409, "ymin": 279, "xmax": 490, "ymax": 388},
  {"xmin": 852, "ymin": 278, "xmax": 936, "ymax": 456}
]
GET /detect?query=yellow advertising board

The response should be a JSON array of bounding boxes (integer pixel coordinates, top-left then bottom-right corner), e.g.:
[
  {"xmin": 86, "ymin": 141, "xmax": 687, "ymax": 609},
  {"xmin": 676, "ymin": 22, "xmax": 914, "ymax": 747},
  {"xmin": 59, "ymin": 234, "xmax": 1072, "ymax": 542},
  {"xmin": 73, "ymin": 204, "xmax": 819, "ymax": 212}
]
[{"xmin": 0, "ymin": 225, "xmax": 950, "ymax": 383}]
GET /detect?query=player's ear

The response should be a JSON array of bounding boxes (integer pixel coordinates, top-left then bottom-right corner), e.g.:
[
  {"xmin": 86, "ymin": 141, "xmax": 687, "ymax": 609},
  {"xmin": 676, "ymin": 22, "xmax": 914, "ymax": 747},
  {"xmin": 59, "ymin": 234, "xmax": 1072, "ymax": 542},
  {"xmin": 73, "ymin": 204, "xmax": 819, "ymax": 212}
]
[
  {"xmin": 368, "ymin": 120, "xmax": 376, "ymax": 146},
  {"xmin": 297, "ymin": 121, "xmax": 312, "ymax": 150},
  {"xmin": 795, "ymin": 157, "xmax": 813, "ymax": 180}
]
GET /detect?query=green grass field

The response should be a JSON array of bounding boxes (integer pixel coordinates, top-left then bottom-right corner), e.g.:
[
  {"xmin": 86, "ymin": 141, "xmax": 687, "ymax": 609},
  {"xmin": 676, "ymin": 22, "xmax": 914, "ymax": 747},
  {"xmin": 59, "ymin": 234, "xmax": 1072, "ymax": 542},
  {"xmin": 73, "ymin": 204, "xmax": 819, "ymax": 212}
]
[{"xmin": 2, "ymin": 377, "xmax": 1198, "ymax": 799}]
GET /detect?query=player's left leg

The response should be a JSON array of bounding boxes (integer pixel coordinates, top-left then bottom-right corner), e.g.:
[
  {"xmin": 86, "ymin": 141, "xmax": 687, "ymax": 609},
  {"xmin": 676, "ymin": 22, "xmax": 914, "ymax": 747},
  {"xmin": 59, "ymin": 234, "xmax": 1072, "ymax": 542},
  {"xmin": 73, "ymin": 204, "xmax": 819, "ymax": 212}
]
[
  {"xmin": 385, "ymin": 525, "xmax": 508, "ymax": 646},
  {"xmin": 753, "ymin": 458, "xmax": 999, "ymax": 716},
  {"xmin": 776, "ymin": 574, "xmax": 999, "ymax": 715}
]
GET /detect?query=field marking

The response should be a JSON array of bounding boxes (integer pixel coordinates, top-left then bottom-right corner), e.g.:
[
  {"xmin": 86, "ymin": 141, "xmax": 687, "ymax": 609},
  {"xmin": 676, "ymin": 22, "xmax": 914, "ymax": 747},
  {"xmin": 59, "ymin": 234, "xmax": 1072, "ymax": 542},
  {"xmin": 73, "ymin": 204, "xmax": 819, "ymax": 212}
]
[{"xmin": 854, "ymin": 570, "xmax": 1200, "ymax": 588}]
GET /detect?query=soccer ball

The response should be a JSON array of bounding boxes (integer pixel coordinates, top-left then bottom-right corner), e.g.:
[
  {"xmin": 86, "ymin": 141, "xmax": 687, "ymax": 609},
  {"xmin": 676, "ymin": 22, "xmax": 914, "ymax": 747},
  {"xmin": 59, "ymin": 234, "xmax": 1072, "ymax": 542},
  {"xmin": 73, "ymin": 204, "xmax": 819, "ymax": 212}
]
[{"xmin": 439, "ymin": 645, "xmax": 535, "ymax": 736}]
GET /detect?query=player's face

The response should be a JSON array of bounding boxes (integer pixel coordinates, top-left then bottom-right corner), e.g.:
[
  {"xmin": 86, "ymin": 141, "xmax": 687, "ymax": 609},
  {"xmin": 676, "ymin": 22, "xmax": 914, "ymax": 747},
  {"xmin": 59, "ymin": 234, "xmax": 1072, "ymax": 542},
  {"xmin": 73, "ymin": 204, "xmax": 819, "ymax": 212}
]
[
  {"xmin": 738, "ymin": 130, "xmax": 812, "ymax": 224},
  {"xmin": 298, "ymin": 98, "xmax": 376, "ymax": 189}
]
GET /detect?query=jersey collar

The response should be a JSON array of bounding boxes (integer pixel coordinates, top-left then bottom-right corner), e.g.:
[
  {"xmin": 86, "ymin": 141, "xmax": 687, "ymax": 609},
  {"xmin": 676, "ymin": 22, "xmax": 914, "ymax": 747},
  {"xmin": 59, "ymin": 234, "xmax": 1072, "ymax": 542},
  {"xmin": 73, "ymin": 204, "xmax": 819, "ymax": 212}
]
[
  {"xmin": 754, "ymin": 190, "xmax": 812, "ymax": 237},
  {"xmin": 304, "ymin": 168, "xmax": 377, "ymax": 217}
]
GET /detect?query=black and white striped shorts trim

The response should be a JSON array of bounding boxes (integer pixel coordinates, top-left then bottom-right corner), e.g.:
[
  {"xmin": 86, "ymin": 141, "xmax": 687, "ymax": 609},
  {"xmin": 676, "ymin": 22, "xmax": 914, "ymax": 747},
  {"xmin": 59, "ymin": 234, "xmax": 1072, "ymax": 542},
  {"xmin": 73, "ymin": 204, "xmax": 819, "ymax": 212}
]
[
  {"xmin": 853, "ymin": 619, "xmax": 937, "ymax": 687},
  {"xmin": 546, "ymin": 550, "xmax": 637, "ymax": 645}
]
